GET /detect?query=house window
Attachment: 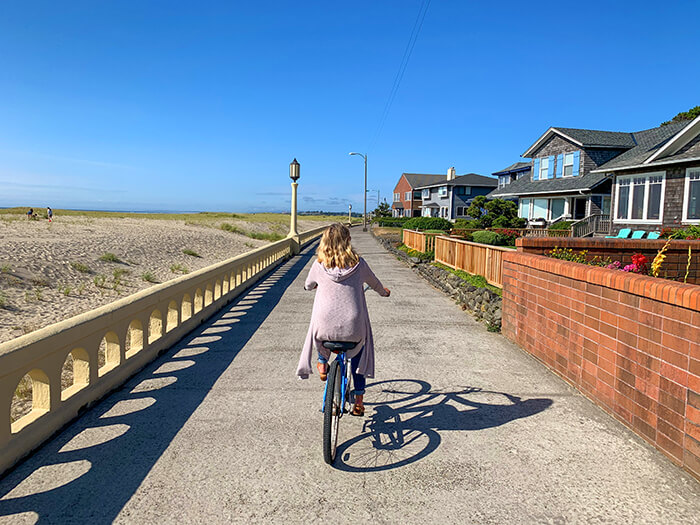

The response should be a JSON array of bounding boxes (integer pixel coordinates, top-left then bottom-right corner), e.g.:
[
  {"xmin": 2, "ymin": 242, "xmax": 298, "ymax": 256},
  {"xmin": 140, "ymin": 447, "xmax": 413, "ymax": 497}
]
[
  {"xmin": 550, "ymin": 199, "xmax": 566, "ymax": 220},
  {"xmin": 684, "ymin": 168, "xmax": 700, "ymax": 222},
  {"xmin": 393, "ymin": 193, "xmax": 400, "ymax": 202},
  {"xmin": 498, "ymin": 176, "xmax": 509, "ymax": 188},
  {"xmin": 422, "ymin": 189, "xmax": 430, "ymax": 200},
  {"xmin": 539, "ymin": 158, "xmax": 549, "ymax": 180},
  {"xmin": 413, "ymin": 190, "xmax": 422, "ymax": 200},
  {"xmin": 615, "ymin": 172, "xmax": 665, "ymax": 222},
  {"xmin": 519, "ymin": 199, "xmax": 531, "ymax": 219},
  {"xmin": 533, "ymin": 199, "xmax": 548, "ymax": 219},
  {"xmin": 454, "ymin": 186, "xmax": 471, "ymax": 196},
  {"xmin": 441, "ymin": 207, "xmax": 449, "ymax": 218},
  {"xmin": 456, "ymin": 206, "xmax": 466, "ymax": 217},
  {"xmin": 404, "ymin": 191, "xmax": 411, "ymax": 201},
  {"xmin": 438, "ymin": 186, "xmax": 448, "ymax": 198},
  {"xmin": 404, "ymin": 209, "xmax": 411, "ymax": 218},
  {"xmin": 563, "ymin": 153, "xmax": 575, "ymax": 177}
]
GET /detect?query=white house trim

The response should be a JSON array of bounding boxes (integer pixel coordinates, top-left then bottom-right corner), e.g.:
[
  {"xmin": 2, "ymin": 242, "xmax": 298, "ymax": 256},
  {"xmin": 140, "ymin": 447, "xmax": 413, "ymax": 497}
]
[
  {"xmin": 591, "ymin": 155, "xmax": 700, "ymax": 174},
  {"xmin": 613, "ymin": 171, "xmax": 666, "ymax": 225},
  {"xmin": 644, "ymin": 115, "xmax": 700, "ymax": 164},
  {"xmin": 522, "ymin": 128, "xmax": 583, "ymax": 157},
  {"xmin": 682, "ymin": 167, "xmax": 700, "ymax": 224}
]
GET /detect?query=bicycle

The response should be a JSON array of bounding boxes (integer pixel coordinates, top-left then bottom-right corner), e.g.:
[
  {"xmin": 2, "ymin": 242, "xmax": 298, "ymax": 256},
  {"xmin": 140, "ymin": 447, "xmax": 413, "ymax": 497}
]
[{"xmin": 321, "ymin": 340, "xmax": 359, "ymax": 464}]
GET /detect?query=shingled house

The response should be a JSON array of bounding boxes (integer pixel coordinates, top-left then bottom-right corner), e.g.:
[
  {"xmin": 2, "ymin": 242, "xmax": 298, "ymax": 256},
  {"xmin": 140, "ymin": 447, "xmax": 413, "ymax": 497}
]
[
  {"xmin": 415, "ymin": 167, "xmax": 497, "ymax": 220},
  {"xmin": 488, "ymin": 116, "xmax": 700, "ymax": 234},
  {"xmin": 391, "ymin": 173, "xmax": 445, "ymax": 218}
]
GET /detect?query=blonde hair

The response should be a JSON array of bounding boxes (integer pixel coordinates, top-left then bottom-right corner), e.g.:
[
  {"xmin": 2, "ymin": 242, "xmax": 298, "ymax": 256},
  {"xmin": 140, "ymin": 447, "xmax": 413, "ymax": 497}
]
[{"xmin": 317, "ymin": 223, "xmax": 359, "ymax": 269}]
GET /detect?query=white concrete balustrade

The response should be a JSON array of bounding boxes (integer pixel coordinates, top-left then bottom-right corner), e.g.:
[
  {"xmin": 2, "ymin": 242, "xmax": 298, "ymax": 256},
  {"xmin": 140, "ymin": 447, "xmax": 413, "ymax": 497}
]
[{"xmin": 0, "ymin": 226, "xmax": 327, "ymax": 474}]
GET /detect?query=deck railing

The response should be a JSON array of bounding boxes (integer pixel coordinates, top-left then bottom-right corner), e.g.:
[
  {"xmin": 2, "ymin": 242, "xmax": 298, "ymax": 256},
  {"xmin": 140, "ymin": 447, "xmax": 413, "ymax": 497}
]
[
  {"xmin": 0, "ymin": 225, "xmax": 328, "ymax": 474},
  {"xmin": 434, "ymin": 235, "xmax": 512, "ymax": 288},
  {"xmin": 450, "ymin": 228, "xmax": 572, "ymax": 238},
  {"xmin": 571, "ymin": 214, "xmax": 611, "ymax": 237}
]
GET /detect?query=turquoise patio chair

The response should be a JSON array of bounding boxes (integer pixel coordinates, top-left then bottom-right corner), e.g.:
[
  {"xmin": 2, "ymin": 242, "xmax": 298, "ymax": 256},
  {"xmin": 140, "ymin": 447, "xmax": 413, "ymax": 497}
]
[
  {"xmin": 606, "ymin": 228, "xmax": 631, "ymax": 239},
  {"xmin": 647, "ymin": 231, "xmax": 660, "ymax": 239},
  {"xmin": 630, "ymin": 230, "xmax": 646, "ymax": 239}
]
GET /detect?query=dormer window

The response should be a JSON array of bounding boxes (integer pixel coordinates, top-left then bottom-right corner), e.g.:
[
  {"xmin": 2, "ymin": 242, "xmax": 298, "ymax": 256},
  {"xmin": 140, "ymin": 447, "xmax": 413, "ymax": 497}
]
[{"xmin": 539, "ymin": 158, "xmax": 549, "ymax": 179}]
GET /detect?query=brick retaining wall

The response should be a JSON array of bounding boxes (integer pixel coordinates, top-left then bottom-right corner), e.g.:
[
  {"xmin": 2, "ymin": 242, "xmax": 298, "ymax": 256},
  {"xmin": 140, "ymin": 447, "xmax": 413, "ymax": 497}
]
[
  {"xmin": 502, "ymin": 251, "xmax": 700, "ymax": 479},
  {"xmin": 517, "ymin": 237, "xmax": 700, "ymax": 284}
]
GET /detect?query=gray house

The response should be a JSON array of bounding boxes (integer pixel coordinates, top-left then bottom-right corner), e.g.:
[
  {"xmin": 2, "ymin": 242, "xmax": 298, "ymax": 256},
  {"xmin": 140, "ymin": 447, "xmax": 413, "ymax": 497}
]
[
  {"xmin": 415, "ymin": 167, "xmax": 498, "ymax": 220},
  {"xmin": 488, "ymin": 118, "xmax": 700, "ymax": 234},
  {"xmin": 493, "ymin": 162, "xmax": 532, "ymax": 193}
]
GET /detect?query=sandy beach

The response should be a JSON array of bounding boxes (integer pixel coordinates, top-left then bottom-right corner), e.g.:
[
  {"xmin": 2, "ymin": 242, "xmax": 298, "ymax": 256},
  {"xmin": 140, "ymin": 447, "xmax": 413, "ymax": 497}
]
[{"xmin": 0, "ymin": 212, "xmax": 335, "ymax": 344}]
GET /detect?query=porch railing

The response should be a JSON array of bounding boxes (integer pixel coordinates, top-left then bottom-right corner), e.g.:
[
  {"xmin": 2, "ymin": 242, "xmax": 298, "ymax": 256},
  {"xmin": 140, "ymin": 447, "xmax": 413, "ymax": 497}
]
[{"xmin": 571, "ymin": 214, "xmax": 611, "ymax": 237}]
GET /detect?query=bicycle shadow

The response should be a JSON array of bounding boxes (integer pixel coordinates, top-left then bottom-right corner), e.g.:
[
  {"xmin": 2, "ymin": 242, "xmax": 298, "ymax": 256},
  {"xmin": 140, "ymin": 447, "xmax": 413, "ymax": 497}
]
[{"xmin": 334, "ymin": 380, "xmax": 553, "ymax": 472}]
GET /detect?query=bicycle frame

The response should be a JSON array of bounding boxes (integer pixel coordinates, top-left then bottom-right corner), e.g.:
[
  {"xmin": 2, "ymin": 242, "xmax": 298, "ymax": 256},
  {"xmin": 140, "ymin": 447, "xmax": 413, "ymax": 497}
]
[{"xmin": 321, "ymin": 352, "xmax": 352, "ymax": 414}]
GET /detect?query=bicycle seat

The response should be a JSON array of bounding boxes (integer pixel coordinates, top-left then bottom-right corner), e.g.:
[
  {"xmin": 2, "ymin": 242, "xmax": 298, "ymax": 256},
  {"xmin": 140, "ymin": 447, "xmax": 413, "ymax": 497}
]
[{"xmin": 322, "ymin": 341, "xmax": 358, "ymax": 353}]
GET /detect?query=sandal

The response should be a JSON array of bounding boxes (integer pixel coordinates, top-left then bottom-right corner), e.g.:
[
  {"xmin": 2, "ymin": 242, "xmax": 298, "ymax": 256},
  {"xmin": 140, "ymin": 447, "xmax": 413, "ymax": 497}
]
[
  {"xmin": 316, "ymin": 362, "xmax": 327, "ymax": 381},
  {"xmin": 351, "ymin": 403, "xmax": 365, "ymax": 417}
]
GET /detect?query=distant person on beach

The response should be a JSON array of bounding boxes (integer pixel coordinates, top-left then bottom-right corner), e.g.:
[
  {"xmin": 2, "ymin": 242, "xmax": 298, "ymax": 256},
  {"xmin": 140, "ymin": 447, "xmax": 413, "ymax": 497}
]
[
  {"xmin": 47, "ymin": 207, "xmax": 53, "ymax": 222},
  {"xmin": 27, "ymin": 208, "xmax": 33, "ymax": 220}
]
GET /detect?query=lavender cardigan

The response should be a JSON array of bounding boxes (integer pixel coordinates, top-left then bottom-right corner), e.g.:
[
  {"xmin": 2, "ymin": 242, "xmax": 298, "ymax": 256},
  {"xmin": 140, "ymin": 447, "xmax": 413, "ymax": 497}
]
[{"xmin": 296, "ymin": 257, "xmax": 388, "ymax": 379}]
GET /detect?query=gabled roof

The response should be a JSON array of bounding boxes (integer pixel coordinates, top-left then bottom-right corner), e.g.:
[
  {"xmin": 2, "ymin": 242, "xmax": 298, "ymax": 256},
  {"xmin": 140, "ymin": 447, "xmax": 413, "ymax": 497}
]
[
  {"xmin": 492, "ymin": 162, "xmax": 531, "ymax": 176},
  {"xmin": 522, "ymin": 127, "xmax": 637, "ymax": 157},
  {"xmin": 401, "ymin": 173, "xmax": 445, "ymax": 188},
  {"xmin": 414, "ymin": 173, "xmax": 497, "ymax": 190},
  {"xmin": 592, "ymin": 118, "xmax": 700, "ymax": 172}
]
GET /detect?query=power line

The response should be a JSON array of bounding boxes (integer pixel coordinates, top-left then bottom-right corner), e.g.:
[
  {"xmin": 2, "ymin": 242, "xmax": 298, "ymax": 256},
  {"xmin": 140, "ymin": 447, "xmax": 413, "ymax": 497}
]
[{"xmin": 367, "ymin": 0, "xmax": 431, "ymax": 152}]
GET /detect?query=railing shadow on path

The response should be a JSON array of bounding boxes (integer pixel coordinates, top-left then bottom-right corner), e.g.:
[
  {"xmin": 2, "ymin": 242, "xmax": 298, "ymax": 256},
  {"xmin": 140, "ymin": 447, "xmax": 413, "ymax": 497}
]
[
  {"xmin": 0, "ymin": 244, "xmax": 318, "ymax": 524},
  {"xmin": 335, "ymin": 379, "xmax": 554, "ymax": 473}
]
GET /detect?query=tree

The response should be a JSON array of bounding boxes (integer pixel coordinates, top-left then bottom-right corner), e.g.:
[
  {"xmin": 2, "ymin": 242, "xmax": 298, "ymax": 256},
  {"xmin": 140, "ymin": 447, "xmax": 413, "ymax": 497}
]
[
  {"xmin": 465, "ymin": 196, "xmax": 524, "ymax": 228},
  {"xmin": 373, "ymin": 199, "xmax": 391, "ymax": 218},
  {"xmin": 661, "ymin": 106, "xmax": 700, "ymax": 126},
  {"xmin": 466, "ymin": 195, "xmax": 487, "ymax": 220}
]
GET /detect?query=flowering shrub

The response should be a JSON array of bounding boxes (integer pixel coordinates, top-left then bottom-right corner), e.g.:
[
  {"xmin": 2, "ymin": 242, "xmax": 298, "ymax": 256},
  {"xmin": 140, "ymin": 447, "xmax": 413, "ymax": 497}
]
[
  {"xmin": 548, "ymin": 247, "xmax": 647, "ymax": 274},
  {"xmin": 660, "ymin": 225, "xmax": 700, "ymax": 240},
  {"xmin": 493, "ymin": 228, "xmax": 522, "ymax": 246}
]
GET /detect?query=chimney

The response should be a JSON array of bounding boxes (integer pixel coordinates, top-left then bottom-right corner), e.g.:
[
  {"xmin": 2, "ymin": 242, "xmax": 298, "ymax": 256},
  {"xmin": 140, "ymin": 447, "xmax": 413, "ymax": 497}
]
[{"xmin": 447, "ymin": 167, "xmax": 456, "ymax": 181}]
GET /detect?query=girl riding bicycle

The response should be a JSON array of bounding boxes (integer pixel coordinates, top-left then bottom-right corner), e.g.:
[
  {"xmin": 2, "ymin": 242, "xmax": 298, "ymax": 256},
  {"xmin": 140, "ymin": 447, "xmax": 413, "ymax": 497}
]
[{"xmin": 296, "ymin": 223, "xmax": 390, "ymax": 416}]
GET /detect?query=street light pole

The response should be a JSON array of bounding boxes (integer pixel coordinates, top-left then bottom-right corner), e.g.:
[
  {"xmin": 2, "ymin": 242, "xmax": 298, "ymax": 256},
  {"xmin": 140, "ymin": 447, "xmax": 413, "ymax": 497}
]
[{"xmin": 349, "ymin": 152, "xmax": 368, "ymax": 231}]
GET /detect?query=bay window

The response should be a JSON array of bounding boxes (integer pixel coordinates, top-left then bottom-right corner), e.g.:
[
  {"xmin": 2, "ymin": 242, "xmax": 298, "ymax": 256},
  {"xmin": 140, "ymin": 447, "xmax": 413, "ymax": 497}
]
[
  {"xmin": 532, "ymin": 199, "xmax": 548, "ymax": 219},
  {"xmin": 615, "ymin": 172, "xmax": 665, "ymax": 222},
  {"xmin": 684, "ymin": 168, "xmax": 700, "ymax": 222}
]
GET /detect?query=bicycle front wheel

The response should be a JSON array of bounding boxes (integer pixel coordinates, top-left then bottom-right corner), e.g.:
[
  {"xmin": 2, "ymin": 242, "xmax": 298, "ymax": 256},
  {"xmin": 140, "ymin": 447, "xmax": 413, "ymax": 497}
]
[{"xmin": 323, "ymin": 359, "xmax": 342, "ymax": 464}]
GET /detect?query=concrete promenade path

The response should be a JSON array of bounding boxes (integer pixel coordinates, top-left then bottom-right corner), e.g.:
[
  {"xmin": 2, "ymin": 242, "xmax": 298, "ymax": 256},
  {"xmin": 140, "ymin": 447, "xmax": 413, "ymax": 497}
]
[{"xmin": 0, "ymin": 229, "xmax": 698, "ymax": 524}]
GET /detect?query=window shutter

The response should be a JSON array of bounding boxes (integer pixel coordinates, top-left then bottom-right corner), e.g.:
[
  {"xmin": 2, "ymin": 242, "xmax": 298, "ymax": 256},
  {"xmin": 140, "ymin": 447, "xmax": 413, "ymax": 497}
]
[
  {"xmin": 533, "ymin": 158, "xmax": 540, "ymax": 180},
  {"xmin": 573, "ymin": 151, "xmax": 580, "ymax": 176},
  {"xmin": 556, "ymin": 154, "xmax": 563, "ymax": 178},
  {"xmin": 548, "ymin": 155, "xmax": 555, "ymax": 179}
]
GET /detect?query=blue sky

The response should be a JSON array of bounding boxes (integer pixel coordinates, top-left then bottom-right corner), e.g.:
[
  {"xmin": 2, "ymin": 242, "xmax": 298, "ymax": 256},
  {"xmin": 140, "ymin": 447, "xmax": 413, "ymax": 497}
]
[{"xmin": 1, "ymin": 1, "xmax": 698, "ymax": 213}]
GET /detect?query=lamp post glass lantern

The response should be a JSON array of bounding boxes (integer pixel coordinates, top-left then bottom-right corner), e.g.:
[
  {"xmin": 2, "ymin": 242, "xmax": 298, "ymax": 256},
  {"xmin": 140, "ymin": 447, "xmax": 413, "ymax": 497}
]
[{"xmin": 349, "ymin": 152, "xmax": 368, "ymax": 231}]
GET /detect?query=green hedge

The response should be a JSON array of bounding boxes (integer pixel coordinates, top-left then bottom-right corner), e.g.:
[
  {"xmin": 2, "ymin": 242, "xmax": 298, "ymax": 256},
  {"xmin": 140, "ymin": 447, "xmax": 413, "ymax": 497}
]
[
  {"xmin": 403, "ymin": 217, "xmax": 452, "ymax": 231},
  {"xmin": 549, "ymin": 220, "xmax": 573, "ymax": 230},
  {"xmin": 374, "ymin": 217, "xmax": 409, "ymax": 227},
  {"xmin": 471, "ymin": 230, "xmax": 501, "ymax": 245}
]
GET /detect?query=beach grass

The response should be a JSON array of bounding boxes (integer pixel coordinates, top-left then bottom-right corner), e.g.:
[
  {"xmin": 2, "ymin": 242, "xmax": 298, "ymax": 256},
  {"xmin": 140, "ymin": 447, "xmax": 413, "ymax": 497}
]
[
  {"xmin": 70, "ymin": 262, "xmax": 91, "ymax": 273},
  {"xmin": 0, "ymin": 208, "xmax": 350, "ymax": 226},
  {"xmin": 170, "ymin": 264, "xmax": 189, "ymax": 274},
  {"xmin": 100, "ymin": 252, "xmax": 122, "ymax": 263},
  {"xmin": 182, "ymin": 249, "xmax": 201, "ymax": 257},
  {"xmin": 141, "ymin": 271, "xmax": 157, "ymax": 283}
]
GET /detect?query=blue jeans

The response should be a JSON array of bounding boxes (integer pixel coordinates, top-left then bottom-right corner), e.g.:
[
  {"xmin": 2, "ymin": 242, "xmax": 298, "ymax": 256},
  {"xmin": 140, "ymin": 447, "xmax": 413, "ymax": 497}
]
[{"xmin": 318, "ymin": 347, "xmax": 366, "ymax": 395}]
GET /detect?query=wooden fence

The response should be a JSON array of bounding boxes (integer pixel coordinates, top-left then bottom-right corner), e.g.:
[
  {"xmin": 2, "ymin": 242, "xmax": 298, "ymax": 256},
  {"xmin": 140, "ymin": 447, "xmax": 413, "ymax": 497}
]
[
  {"xmin": 434, "ymin": 236, "xmax": 512, "ymax": 288},
  {"xmin": 402, "ymin": 229, "xmax": 438, "ymax": 253}
]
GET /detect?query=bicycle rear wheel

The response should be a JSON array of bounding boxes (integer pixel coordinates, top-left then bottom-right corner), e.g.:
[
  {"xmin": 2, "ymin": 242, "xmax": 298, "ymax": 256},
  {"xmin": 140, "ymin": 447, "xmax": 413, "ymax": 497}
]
[{"xmin": 323, "ymin": 359, "xmax": 342, "ymax": 464}]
